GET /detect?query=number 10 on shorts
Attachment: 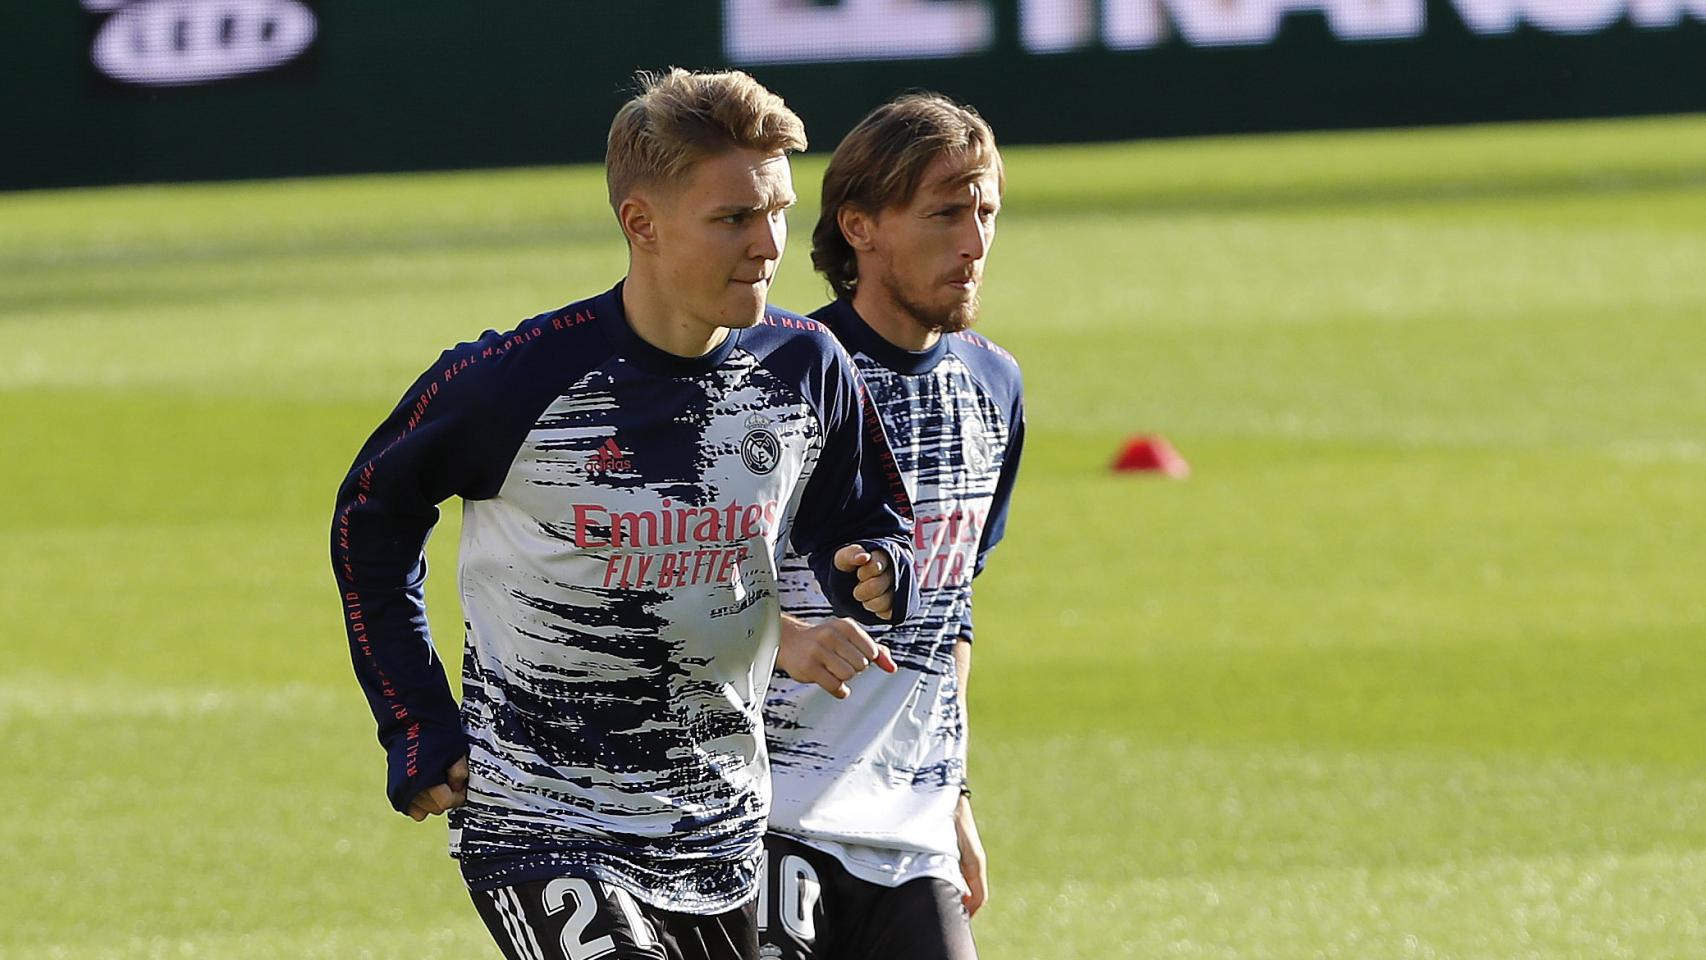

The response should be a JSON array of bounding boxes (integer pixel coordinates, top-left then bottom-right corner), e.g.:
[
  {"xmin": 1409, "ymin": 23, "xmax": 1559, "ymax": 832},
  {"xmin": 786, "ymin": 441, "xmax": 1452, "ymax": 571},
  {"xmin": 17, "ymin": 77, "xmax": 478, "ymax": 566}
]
[{"xmin": 758, "ymin": 849, "xmax": 822, "ymax": 942}]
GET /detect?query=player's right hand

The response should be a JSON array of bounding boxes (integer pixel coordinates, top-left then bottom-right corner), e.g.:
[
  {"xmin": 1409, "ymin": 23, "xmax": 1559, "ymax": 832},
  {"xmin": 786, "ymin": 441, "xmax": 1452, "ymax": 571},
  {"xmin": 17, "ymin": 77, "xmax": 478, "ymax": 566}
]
[
  {"xmin": 407, "ymin": 754, "xmax": 469, "ymax": 821},
  {"xmin": 777, "ymin": 617, "xmax": 897, "ymax": 699}
]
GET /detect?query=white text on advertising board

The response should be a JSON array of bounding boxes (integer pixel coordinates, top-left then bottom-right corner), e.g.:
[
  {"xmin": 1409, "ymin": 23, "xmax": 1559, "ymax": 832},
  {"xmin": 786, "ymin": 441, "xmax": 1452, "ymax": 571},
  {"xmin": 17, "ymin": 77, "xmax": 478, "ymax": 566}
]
[{"xmin": 725, "ymin": 0, "xmax": 1706, "ymax": 63}]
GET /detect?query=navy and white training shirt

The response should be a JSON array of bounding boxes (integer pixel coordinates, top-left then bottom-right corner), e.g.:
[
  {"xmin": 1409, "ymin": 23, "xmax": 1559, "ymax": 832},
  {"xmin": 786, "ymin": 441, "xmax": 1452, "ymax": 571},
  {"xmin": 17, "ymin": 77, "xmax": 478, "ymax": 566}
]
[
  {"xmin": 331, "ymin": 283, "xmax": 918, "ymax": 914},
  {"xmin": 765, "ymin": 297, "xmax": 1024, "ymax": 890}
]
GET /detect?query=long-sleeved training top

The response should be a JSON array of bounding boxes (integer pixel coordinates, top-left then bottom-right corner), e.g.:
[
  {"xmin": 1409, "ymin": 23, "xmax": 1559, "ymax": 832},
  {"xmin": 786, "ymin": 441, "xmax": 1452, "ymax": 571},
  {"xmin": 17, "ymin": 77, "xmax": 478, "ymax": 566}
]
[
  {"xmin": 332, "ymin": 283, "xmax": 918, "ymax": 914},
  {"xmin": 764, "ymin": 296, "xmax": 1024, "ymax": 890}
]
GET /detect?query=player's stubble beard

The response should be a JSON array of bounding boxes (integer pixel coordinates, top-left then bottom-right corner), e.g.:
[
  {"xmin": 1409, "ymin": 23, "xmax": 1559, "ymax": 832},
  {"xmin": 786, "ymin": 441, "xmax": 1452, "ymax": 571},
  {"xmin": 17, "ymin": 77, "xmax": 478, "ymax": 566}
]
[{"xmin": 876, "ymin": 268, "xmax": 980, "ymax": 335}]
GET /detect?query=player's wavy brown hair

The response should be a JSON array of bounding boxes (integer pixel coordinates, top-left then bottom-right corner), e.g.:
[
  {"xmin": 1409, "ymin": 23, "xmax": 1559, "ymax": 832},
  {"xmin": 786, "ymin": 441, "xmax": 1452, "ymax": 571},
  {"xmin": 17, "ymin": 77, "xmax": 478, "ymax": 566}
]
[
  {"xmin": 812, "ymin": 93, "xmax": 1004, "ymax": 299},
  {"xmin": 605, "ymin": 68, "xmax": 807, "ymax": 213}
]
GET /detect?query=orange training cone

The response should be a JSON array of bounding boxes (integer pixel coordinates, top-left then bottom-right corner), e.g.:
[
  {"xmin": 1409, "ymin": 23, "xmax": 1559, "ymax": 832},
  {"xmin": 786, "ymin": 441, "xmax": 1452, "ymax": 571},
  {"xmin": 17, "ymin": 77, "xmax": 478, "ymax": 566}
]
[{"xmin": 1112, "ymin": 435, "xmax": 1190, "ymax": 477}]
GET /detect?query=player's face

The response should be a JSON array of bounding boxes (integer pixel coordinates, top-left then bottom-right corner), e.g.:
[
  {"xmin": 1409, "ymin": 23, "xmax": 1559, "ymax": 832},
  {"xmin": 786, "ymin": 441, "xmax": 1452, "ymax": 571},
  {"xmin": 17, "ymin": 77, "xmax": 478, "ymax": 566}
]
[
  {"xmin": 868, "ymin": 154, "xmax": 1001, "ymax": 334},
  {"xmin": 653, "ymin": 147, "xmax": 795, "ymax": 332}
]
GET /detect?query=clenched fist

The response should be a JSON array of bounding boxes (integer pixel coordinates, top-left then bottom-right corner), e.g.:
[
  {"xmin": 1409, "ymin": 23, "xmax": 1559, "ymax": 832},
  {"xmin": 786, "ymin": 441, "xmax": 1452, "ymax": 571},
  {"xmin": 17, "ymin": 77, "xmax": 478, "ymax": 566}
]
[
  {"xmin": 834, "ymin": 543, "xmax": 897, "ymax": 621},
  {"xmin": 407, "ymin": 755, "xmax": 468, "ymax": 822}
]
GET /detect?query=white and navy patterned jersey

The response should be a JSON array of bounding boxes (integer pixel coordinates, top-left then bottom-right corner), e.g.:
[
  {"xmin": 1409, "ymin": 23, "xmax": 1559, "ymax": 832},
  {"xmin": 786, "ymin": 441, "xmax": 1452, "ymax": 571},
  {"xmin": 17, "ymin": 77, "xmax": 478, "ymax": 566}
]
[
  {"xmin": 331, "ymin": 284, "xmax": 918, "ymax": 915},
  {"xmin": 764, "ymin": 298, "xmax": 1024, "ymax": 885}
]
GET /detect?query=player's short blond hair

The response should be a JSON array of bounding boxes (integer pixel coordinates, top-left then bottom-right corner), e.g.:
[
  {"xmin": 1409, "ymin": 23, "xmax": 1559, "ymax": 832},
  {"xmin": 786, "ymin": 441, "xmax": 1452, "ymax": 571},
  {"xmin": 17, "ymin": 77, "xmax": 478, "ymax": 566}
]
[
  {"xmin": 605, "ymin": 68, "xmax": 808, "ymax": 212},
  {"xmin": 813, "ymin": 93, "xmax": 1004, "ymax": 298}
]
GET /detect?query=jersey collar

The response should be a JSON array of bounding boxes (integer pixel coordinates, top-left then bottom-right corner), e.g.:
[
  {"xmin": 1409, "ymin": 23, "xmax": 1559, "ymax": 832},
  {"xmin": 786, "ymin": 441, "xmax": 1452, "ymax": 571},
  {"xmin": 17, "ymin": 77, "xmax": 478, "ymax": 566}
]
[
  {"xmin": 595, "ymin": 281, "xmax": 741, "ymax": 377},
  {"xmin": 816, "ymin": 297, "xmax": 950, "ymax": 376}
]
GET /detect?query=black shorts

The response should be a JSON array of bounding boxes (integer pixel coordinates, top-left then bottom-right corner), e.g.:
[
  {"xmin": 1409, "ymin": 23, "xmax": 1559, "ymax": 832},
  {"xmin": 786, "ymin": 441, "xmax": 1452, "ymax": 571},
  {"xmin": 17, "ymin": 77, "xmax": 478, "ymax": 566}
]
[
  {"xmin": 470, "ymin": 877, "xmax": 759, "ymax": 960},
  {"xmin": 758, "ymin": 833, "xmax": 976, "ymax": 960}
]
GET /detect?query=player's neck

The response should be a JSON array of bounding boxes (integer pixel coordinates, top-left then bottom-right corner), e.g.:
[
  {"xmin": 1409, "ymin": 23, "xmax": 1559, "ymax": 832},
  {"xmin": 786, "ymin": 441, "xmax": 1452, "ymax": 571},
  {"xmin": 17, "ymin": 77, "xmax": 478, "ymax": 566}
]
[
  {"xmin": 850, "ymin": 285, "xmax": 940, "ymax": 353},
  {"xmin": 621, "ymin": 273, "xmax": 728, "ymax": 358}
]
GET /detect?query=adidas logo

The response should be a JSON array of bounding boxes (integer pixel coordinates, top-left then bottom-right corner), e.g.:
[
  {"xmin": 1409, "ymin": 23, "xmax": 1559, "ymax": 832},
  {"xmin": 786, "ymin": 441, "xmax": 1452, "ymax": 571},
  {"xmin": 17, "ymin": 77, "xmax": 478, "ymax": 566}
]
[{"xmin": 586, "ymin": 438, "xmax": 633, "ymax": 476}]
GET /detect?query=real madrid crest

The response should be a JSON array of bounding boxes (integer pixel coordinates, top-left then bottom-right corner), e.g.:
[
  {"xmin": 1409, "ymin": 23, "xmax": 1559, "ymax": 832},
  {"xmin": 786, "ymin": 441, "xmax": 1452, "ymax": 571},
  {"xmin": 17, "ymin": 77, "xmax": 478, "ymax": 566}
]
[
  {"xmin": 963, "ymin": 417, "xmax": 994, "ymax": 475},
  {"xmin": 741, "ymin": 413, "xmax": 781, "ymax": 475}
]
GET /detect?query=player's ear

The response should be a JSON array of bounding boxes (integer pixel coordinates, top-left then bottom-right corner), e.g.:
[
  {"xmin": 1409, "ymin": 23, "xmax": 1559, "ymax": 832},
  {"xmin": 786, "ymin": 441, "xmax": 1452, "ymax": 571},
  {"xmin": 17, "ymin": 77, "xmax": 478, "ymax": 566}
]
[
  {"xmin": 619, "ymin": 195, "xmax": 659, "ymax": 250},
  {"xmin": 838, "ymin": 206, "xmax": 878, "ymax": 253}
]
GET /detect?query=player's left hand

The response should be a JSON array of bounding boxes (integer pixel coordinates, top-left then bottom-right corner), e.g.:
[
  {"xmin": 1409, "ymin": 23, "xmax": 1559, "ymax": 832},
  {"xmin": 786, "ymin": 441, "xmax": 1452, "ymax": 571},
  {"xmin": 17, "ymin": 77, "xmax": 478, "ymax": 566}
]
[
  {"xmin": 834, "ymin": 544, "xmax": 896, "ymax": 621},
  {"xmin": 955, "ymin": 793, "xmax": 989, "ymax": 917}
]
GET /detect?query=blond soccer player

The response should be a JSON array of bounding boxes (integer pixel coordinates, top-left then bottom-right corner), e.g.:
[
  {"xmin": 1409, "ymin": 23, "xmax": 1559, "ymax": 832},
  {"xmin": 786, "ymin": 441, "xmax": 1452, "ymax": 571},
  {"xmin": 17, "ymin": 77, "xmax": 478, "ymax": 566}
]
[{"xmin": 332, "ymin": 69, "xmax": 920, "ymax": 960}]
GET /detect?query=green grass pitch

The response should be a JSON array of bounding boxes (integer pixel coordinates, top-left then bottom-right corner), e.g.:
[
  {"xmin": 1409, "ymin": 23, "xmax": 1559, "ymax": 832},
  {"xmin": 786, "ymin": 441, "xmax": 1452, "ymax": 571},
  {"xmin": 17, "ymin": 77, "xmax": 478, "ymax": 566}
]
[{"xmin": 4, "ymin": 114, "xmax": 1706, "ymax": 959}]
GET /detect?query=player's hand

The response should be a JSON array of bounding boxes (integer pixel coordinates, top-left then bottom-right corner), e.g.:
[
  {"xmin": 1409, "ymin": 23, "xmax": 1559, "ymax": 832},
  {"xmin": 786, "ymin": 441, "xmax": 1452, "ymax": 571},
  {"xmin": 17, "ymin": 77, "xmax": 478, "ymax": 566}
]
[
  {"xmin": 955, "ymin": 793, "xmax": 989, "ymax": 917},
  {"xmin": 777, "ymin": 617, "xmax": 897, "ymax": 699},
  {"xmin": 406, "ymin": 754, "xmax": 469, "ymax": 822},
  {"xmin": 833, "ymin": 544, "xmax": 896, "ymax": 621}
]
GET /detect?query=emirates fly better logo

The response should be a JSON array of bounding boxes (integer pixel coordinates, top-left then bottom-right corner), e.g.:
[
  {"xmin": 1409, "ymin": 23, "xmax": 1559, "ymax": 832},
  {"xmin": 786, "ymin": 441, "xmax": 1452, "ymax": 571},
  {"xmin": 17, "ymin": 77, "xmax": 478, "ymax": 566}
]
[{"xmin": 83, "ymin": 0, "xmax": 317, "ymax": 87}]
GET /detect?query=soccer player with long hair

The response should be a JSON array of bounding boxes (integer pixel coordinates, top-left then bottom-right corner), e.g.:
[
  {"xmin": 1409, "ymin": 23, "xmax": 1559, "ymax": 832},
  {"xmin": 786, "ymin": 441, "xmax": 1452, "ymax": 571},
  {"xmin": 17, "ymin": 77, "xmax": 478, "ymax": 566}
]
[{"xmin": 761, "ymin": 94, "xmax": 1024, "ymax": 960}]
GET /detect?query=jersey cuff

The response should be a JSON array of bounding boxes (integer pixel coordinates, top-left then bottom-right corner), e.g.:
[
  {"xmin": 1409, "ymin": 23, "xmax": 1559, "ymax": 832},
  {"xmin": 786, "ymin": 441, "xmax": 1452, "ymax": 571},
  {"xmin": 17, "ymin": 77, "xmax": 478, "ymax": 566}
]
[{"xmin": 385, "ymin": 721, "xmax": 469, "ymax": 813}]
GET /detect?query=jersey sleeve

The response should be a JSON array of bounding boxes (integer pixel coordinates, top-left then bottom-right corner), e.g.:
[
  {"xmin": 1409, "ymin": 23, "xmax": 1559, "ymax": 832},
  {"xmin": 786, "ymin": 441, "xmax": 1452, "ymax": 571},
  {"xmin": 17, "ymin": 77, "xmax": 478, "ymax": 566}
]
[
  {"xmin": 958, "ymin": 370, "xmax": 1027, "ymax": 643},
  {"xmin": 331, "ymin": 338, "xmax": 509, "ymax": 813},
  {"xmin": 974, "ymin": 396, "xmax": 1025, "ymax": 580},
  {"xmin": 789, "ymin": 360, "xmax": 920, "ymax": 628}
]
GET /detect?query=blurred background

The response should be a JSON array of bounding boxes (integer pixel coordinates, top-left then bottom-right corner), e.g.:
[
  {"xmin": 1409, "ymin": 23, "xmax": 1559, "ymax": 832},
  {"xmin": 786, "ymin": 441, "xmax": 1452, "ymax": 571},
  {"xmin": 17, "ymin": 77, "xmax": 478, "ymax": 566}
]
[
  {"xmin": 4, "ymin": 2, "xmax": 1706, "ymax": 958},
  {"xmin": 10, "ymin": 0, "xmax": 1706, "ymax": 189}
]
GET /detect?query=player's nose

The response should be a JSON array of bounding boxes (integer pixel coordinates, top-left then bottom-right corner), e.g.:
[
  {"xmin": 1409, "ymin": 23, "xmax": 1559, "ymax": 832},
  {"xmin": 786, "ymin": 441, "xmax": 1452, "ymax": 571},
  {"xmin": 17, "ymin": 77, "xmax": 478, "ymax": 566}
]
[
  {"xmin": 750, "ymin": 213, "xmax": 785, "ymax": 261},
  {"xmin": 961, "ymin": 216, "xmax": 990, "ymax": 260}
]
